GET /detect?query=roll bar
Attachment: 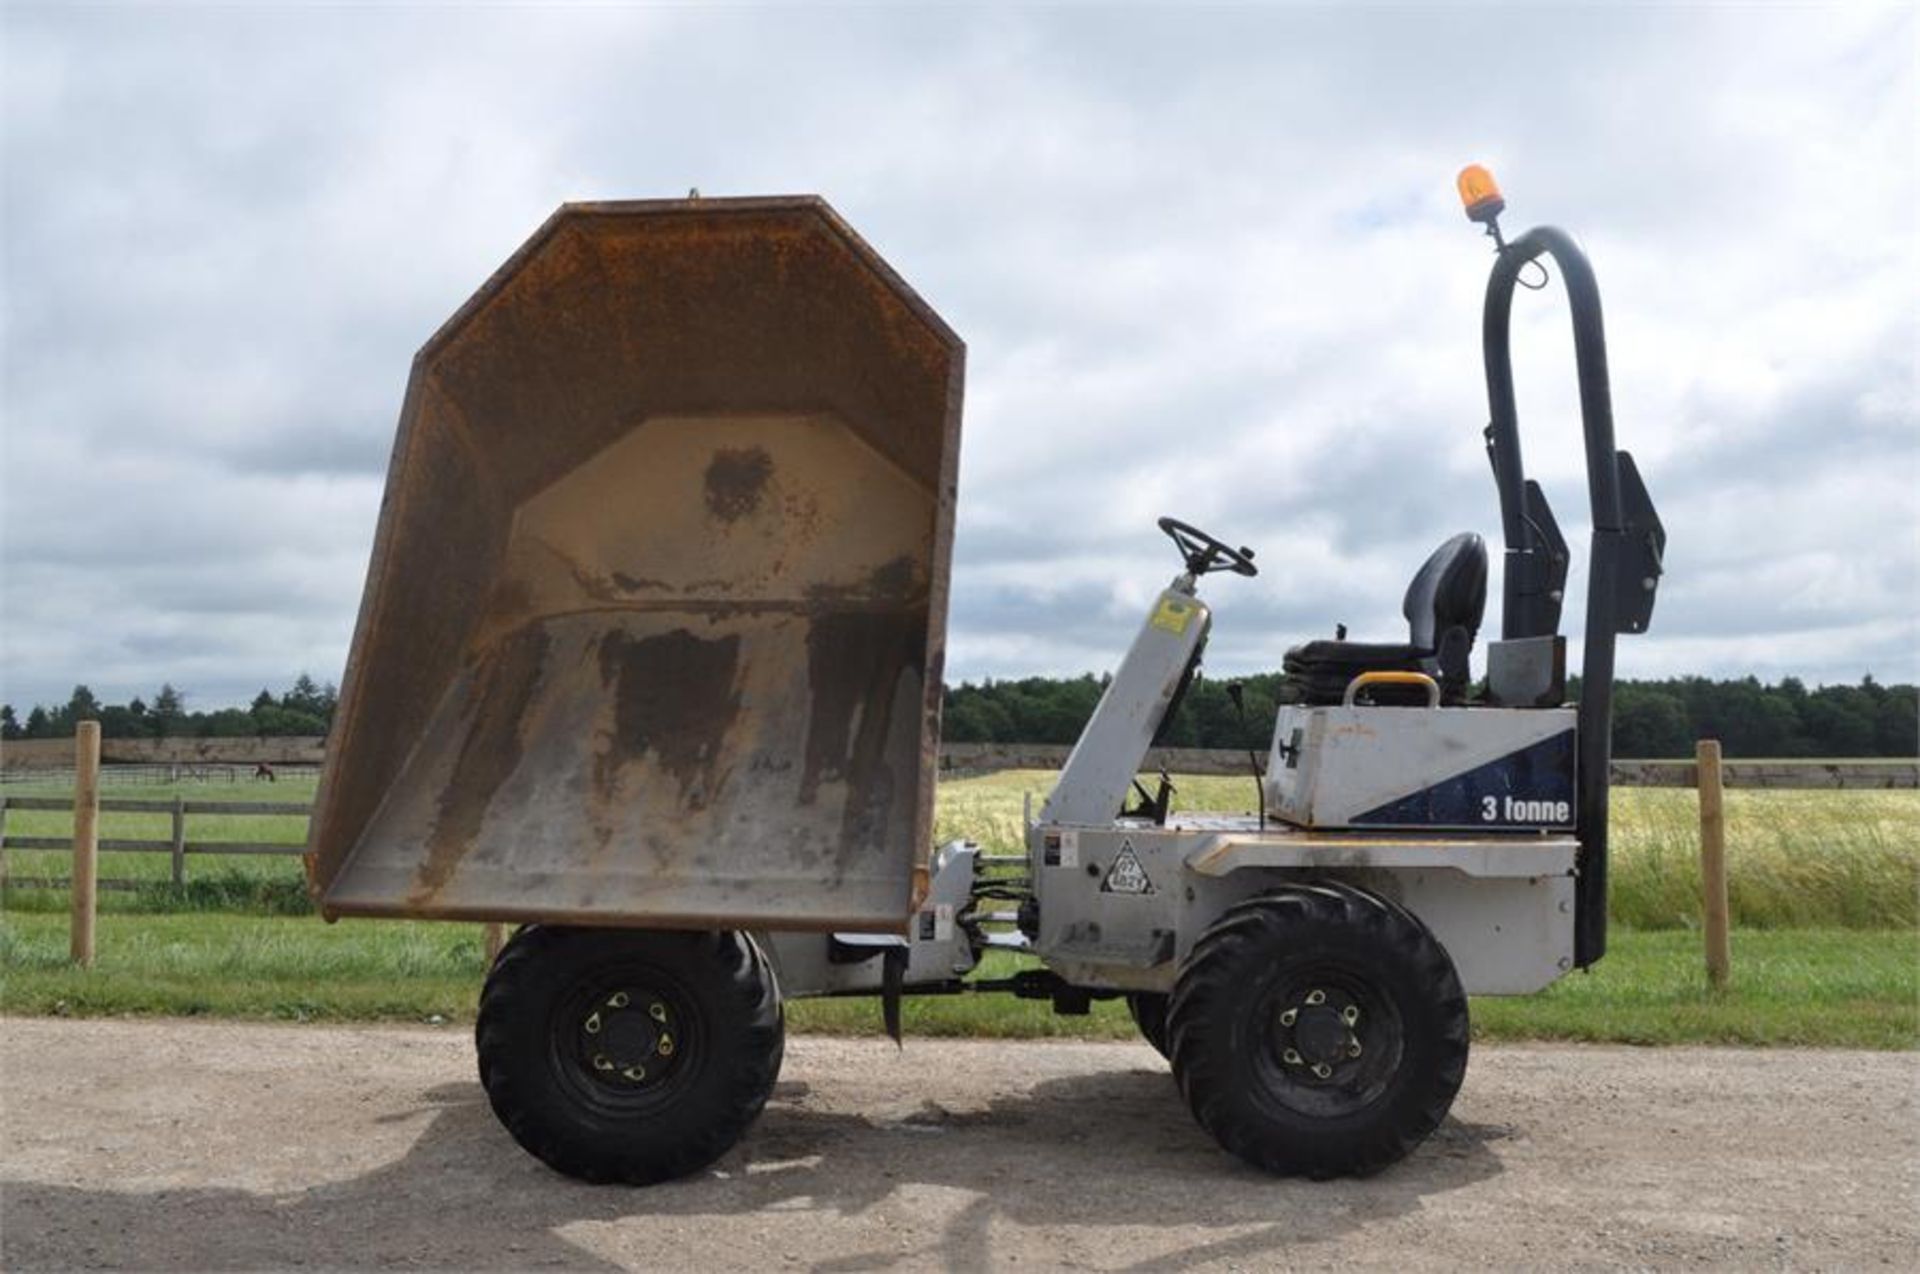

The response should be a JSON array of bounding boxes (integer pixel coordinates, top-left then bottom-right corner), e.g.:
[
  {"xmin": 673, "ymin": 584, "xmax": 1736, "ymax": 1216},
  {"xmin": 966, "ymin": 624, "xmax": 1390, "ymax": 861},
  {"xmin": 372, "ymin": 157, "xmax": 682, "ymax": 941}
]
[{"xmin": 1476, "ymin": 217, "xmax": 1666, "ymax": 968}]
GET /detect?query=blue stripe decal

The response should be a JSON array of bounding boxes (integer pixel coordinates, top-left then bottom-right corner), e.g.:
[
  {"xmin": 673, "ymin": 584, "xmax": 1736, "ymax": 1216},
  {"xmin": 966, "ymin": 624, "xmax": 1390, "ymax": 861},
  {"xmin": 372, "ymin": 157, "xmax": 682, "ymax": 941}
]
[{"xmin": 1351, "ymin": 729, "xmax": 1577, "ymax": 829}]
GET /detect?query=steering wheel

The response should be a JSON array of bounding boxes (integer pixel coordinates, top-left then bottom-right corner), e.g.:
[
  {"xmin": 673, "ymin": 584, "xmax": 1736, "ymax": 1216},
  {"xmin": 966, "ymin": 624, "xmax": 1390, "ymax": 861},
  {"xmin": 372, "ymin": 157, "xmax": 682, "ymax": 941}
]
[{"xmin": 1158, "ymin": 517, "xmax": 1259, "ymax": 578}]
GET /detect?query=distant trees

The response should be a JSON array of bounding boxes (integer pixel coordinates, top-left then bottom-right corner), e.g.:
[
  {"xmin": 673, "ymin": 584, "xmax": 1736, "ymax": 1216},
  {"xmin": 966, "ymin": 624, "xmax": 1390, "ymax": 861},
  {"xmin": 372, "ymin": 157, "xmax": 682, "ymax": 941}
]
[
  {"xmin": 1, "ymin": 669, "xmax": 1913, "ymax": 759},
  {"xmin": 151, "ymin": 683, "xmax": 187, "ymax": 737},
  {"xmin": 1605, "ymin": 675, "xmax": 1916, "ymax": 758},
  {"xmin": 944, "ymin": 672, "xmax": 1917, "ymax": 759},
  {"xmin": 4, "ymin": 675, "xmax": 339, "ymax": 741}
]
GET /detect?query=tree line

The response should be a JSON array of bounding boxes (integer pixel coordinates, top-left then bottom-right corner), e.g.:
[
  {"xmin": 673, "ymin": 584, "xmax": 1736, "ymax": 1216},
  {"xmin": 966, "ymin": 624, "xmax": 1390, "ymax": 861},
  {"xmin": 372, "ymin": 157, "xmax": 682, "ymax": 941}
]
[
  {"xmin": 3, "ymin": 670, "xmax": 1913, "ymax": 760},
  {"xmin": 944, "ymin": 672, "xmax": 1917, "ymax": 759},
  {"xmin": 2, "ymin": 675, "xmax": 338, "ymax": 742}
]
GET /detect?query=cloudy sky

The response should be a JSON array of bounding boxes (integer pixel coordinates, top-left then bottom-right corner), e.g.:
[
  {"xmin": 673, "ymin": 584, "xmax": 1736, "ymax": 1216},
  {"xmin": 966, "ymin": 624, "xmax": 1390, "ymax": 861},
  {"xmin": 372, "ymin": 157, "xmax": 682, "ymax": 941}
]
[{"xmin": 3, "ymin": 2, "xmax": 1914, "ymax": 714}]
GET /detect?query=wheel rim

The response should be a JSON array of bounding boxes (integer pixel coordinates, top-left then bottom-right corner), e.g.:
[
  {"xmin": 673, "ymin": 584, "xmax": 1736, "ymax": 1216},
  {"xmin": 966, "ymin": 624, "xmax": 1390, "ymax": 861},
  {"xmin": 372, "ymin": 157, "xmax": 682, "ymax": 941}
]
[
  {"xmin": 1251, "ymin": 961, "xmax": 1405, "ymax": 1120},
  {"xmin": 548, "ymin": 963, "xmax": 703, "ymax": 1114}
]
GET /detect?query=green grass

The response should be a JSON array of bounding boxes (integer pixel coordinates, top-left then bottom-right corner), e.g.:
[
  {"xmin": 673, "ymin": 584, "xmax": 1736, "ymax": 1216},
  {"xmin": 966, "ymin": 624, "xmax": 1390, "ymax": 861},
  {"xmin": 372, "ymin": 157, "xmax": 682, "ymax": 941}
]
[
  {"xmin": 3, "ymin": 769, "xmax": 1916, "ymax": 1045},
  {"xmin": 0, "ymin": 910, "xmax": 489, "ymax": 1022},
  {"xmin": 2, "ymin": 911, "xmax": 1911, "ymax": 1047},
  {"xmin": 796, "ymin": 931, "xmax": 1920, "ymax": 1048}
]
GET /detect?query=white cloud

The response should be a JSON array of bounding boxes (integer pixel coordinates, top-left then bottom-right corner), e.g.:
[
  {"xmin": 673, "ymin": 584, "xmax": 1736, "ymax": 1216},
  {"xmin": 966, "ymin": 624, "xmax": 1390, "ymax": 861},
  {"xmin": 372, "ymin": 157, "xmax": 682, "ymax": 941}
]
[{"xmin": 1, "ymin": 3, "xmax": 1913, "ymax": 710}]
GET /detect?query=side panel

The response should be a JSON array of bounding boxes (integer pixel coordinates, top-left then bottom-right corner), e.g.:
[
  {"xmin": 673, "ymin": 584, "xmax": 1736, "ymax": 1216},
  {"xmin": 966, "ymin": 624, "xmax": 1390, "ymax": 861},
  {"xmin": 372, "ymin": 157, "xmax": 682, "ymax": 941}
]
[
  {"xmin": 1032, "ymin": 823, "xmax": 1576, "ymax": 996},
  {"xmin": 1352, "ymin": 868, "xmax": 1575, "ymax": 994},
  {"xmin": 1031, "ymin": 825, "xmax": 1188, "ymax": 992}
]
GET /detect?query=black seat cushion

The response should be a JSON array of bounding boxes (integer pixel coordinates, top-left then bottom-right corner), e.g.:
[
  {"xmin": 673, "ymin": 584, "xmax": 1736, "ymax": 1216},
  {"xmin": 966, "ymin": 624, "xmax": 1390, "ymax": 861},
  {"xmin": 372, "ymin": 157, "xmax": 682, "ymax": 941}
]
[
  {"xmin": 1282, "ymin": 641, "xmax": 1430, "ymax": 706},
  {"xmin": 1282, "ymin": 533, "xmax": 1488, "ymax": 706}
]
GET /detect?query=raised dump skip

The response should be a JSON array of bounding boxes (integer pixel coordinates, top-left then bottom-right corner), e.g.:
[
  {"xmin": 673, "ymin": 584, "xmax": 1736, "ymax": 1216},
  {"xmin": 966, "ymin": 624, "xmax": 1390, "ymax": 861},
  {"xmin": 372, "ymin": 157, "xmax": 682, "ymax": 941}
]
[{"xmin": 306, "ymin": 197, "xmax": 965, "ymax": 931}]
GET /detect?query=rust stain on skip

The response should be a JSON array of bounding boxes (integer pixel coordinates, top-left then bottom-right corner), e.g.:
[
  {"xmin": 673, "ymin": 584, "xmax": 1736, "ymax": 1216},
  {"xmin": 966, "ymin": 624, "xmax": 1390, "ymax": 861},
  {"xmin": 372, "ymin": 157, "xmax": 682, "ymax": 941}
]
[
  {"xmin": 803, "ymin": 609, "xmax": 927, "ymax": 853},
  {"xmin": 704, "ymin": 447, "xmax": 774, "ymax": 522},
  {"xmin": 595, "ymin": 628, "xmax": 742, "ymax": 809},
  {"xmin": 411, "ymin": 626, "xmax": 552, "ymax": 906}
]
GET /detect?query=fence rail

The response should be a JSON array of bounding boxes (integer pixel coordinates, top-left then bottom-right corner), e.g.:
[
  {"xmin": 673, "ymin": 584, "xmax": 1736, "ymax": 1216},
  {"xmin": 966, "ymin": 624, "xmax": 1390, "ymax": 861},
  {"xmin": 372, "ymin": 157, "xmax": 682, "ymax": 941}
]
[
  {"xmin": 0, "ymin": 764, "xmax": 322, "ymax": 787},
  {"xmin": 0, "ymin": 793, "xmax": 311, "ymax": 889},
  {"xmin": 1, "ymin": 753, "xmax": 1911, "ymax": 893},
  {"xmin": 4, "ymin": 742, "xmax": 1914, "ymax": 987}
]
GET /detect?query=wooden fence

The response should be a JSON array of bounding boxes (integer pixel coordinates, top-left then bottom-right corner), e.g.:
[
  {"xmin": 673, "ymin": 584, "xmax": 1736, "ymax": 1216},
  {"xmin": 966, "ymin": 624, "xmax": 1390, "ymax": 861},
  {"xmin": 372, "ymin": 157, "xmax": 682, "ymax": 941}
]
[
  {"xmin": 3, "ymin": 747, "xmax": 1910, "ymax": 900},
  {"xmin": 0, "ymin": 793, "xmax": 310, "ymax": 890},
  {"xmin": 4, "ymin": 738, "xmax": 1913, "ymax": 988},
  {"xmin": 0, "ymin": 763, "xmax": 322, "ymax": 788},
  {"xmin": 2, "ymin": 750, "xmax": 1913, "ymax": 890}
]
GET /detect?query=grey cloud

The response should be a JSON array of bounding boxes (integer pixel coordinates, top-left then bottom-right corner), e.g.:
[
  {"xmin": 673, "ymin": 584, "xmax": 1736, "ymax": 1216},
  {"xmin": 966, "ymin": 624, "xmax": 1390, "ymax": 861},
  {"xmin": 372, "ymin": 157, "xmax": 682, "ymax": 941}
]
[{"xmin": 2, "ymin": 3, "xmax": 1913, "ymax": 710}]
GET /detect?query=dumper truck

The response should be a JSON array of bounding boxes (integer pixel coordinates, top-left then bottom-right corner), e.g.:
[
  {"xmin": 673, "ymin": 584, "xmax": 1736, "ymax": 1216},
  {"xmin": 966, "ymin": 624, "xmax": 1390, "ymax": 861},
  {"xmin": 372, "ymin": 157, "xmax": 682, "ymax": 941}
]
[{"xmin": 308, "ymin": 170, "xmax": 1664, "ymax": 1183}]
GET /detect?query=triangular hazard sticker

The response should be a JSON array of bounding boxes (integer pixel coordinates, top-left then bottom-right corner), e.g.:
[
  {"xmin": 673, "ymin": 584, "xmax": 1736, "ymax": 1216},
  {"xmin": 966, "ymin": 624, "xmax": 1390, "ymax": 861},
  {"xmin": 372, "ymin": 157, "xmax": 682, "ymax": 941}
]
[{"xmin": 1101, "ymin": 839, "xmax": 1154, "ymax": 895}]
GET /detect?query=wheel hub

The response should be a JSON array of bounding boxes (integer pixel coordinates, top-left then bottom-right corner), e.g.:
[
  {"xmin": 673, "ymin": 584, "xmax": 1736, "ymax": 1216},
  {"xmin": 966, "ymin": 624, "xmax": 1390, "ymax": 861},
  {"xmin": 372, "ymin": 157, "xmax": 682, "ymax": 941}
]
[
  {"xmin": 1276, "ymin": 988, "xmax": 1364, "ymax": 1081},
  {"xmin": 578, "ymin": 990, "xmax": 678, "ymax": 1085}
]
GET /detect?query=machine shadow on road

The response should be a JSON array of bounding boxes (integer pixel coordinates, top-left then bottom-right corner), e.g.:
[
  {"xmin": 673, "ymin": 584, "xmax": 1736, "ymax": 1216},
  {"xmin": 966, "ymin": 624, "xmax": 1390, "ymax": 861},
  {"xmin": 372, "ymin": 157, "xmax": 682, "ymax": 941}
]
[{"xmin": 2, "ymin": 1063, "xmax": 1508, "ymax": 1271}]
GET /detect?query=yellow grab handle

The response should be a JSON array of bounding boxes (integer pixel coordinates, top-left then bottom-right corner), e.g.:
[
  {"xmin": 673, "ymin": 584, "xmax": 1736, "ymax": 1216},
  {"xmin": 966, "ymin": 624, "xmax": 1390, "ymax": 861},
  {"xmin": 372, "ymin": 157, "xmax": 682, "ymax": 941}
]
[{"xmin": 1342, "ymin": 670, "xmax": 1442, "ymax": 708}]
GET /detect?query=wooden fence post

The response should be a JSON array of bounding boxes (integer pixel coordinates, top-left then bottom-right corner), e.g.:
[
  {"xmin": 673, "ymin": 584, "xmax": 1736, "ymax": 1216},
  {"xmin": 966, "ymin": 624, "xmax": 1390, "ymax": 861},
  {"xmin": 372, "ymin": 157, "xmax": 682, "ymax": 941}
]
[
  {"xmin": 170, "ymin": 794, "xmax": 188, "ymax": 887},
  {"xmin": 72, "ymin": 721, "xmax": 101, "ymax": 967},
  {"xmin": 484, "ymin": 922, "xmax": 506, "ymax": 965},
  {"xmin": 1696, "ymin": 738, "xmax": 1730, "ymax": 991}
]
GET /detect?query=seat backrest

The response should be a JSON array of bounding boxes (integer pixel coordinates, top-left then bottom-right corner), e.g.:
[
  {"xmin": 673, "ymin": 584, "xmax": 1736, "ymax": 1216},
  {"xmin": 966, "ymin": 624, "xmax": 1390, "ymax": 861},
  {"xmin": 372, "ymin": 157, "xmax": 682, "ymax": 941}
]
[{"xmin": 1403, "ymin": 532, "xmax": 1488, "ymax": 651}]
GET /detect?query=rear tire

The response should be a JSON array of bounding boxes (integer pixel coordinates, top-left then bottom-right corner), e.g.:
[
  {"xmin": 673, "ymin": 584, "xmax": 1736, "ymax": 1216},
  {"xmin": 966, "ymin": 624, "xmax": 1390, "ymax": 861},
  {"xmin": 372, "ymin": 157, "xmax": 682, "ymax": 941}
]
[
  {"xmin": 1126, "ymin": 992, "xmax": 1171, "ymax": 1059},
  {"xmin": 1168, "ymin": 882, "xmax": 1468, "ymax": 1178},
  {"xmin": 476, "ymin": 924, "xmax": 784, "ymax": 1185}
]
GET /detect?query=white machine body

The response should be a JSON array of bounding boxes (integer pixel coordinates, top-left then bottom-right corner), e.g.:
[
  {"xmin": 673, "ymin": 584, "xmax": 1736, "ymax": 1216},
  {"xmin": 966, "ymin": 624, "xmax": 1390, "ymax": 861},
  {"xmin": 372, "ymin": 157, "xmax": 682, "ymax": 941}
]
[{"xmin": 1264, "ymin": 704, "xmax": 1577, "ymax": 832}]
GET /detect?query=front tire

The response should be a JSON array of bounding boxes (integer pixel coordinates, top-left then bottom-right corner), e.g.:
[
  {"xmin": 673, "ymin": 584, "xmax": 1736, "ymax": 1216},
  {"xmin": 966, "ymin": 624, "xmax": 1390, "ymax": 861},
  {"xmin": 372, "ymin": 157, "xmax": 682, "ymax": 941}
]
[
  {"xmin": 1168, "ymin": 883, "xmax": 1468, "ymax": 1178},
  {"xmin": 476, "ymin": 925, "xmax": 784, "ymax": 1185}
]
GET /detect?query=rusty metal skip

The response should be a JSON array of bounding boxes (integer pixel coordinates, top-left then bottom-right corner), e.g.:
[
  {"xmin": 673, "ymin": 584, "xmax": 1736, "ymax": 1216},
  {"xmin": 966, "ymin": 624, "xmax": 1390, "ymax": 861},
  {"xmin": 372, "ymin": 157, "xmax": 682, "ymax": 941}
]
[{"xmin": 306, "ymin": 198, "xmax": 965, "ymax": 934}]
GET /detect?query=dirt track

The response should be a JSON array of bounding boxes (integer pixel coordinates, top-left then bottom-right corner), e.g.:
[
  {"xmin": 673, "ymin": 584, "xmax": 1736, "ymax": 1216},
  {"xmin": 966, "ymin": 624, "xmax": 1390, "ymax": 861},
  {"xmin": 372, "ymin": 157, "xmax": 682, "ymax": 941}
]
[{"xmin": 2, "ymin": 1018, "xmax": 1914, "ymax": 1271}]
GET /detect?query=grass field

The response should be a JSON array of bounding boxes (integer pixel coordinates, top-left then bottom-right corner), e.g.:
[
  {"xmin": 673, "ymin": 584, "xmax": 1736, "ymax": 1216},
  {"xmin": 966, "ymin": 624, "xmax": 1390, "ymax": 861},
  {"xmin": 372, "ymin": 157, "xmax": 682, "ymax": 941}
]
[
  {"xmin": 2, "ymin": 770, "xmax": 1915, "ymax": 1046},
  {"xmin": 3, "ymin": 913, "xmax": 1911, "ymax": 1048}
]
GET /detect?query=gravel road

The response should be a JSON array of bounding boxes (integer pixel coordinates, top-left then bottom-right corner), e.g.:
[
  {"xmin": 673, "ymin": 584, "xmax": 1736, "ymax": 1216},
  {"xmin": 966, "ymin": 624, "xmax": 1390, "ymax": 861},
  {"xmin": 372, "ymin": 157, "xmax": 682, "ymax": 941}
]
[{"xmin": 2, "ymin": 1018, "xmax": 1914, "ymax": 1270}]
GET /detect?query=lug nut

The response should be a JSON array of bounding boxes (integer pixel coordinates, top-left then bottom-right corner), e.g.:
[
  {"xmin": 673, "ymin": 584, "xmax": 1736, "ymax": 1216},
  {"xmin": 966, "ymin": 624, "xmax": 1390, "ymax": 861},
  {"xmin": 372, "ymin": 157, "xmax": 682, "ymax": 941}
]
[
  {"xmin": 1305, "ymin": 989, "xmax": 1326, "ymax": 1006},
  {"xmin": 1282, "ymin": 1048, "xmax": 1303, "ymax": 1066},
  {"xmin": 608, "ymin": 991, "xmax": 630, "ymax": 1009},
  {"xmin": 583, "ymin": 1012, "xmax": 602, "ymax": 1034},
  {"xmin": 1279, "ymin": 1008, "xmax": 1298, "ymax": 1026},
  {"xmin": 1341, "ymin": 1005, "xmax": 1359, "ymax": 1026}
]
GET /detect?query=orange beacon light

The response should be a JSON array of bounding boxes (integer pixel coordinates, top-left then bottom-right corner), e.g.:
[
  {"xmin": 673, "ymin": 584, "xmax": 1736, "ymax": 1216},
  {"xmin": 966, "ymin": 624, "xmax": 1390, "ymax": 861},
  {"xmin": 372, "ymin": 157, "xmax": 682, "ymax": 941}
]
[{"xmin": 1457, "ymin": 165, "xmax": 1505, "ymax": 225}]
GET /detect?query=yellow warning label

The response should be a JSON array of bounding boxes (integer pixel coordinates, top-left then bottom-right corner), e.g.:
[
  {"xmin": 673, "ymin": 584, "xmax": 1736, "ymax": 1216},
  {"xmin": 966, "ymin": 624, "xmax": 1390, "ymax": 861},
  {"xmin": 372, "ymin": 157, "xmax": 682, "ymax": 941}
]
[{"xmin": 1150, "ymin": 597, "xmax": 1194, "ymax": 635}]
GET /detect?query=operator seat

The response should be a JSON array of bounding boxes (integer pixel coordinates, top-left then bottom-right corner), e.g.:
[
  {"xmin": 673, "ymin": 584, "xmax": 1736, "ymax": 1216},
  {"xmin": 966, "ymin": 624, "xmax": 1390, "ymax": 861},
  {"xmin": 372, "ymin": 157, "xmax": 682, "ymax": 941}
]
[{"xmin": 1282, "ymin": 532, "xmax": 1488, "ymax": 705}]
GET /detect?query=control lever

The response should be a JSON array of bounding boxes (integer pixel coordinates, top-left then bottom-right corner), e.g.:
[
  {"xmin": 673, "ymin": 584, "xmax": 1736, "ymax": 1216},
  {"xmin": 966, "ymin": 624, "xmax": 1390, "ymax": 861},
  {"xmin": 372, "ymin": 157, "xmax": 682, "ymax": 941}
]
[{"xmin": 1226, "ymin": 681, "xmax": 1267, "ymax": 826}]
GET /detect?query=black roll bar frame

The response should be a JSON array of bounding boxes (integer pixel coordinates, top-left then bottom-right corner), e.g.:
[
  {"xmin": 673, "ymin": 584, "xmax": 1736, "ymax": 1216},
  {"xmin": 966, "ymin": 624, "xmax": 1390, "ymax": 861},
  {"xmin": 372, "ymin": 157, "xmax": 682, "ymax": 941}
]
[{"xmin": 1480, "ymin": 225, "xmax": 1638, "ymax": 968}]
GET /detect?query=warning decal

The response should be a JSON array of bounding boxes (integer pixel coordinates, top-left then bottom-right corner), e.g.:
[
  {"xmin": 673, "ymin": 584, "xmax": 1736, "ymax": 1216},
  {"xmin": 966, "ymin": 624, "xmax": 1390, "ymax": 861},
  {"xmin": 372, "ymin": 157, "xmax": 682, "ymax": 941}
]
[
  {"xmin": 1102, "ymin": 839, "xmax": 1154, "ymax": 895},
  {"xmin": 1150, "ymin": 597, "xmax": 1195, "ymax": 635}
]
